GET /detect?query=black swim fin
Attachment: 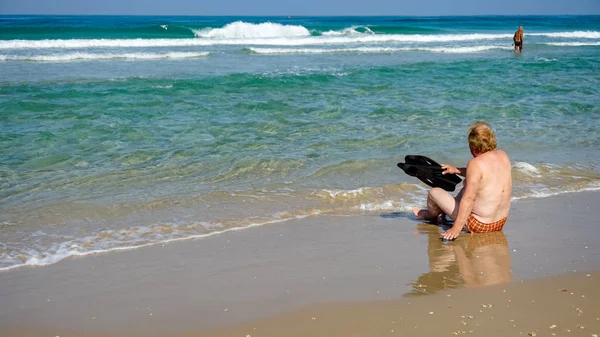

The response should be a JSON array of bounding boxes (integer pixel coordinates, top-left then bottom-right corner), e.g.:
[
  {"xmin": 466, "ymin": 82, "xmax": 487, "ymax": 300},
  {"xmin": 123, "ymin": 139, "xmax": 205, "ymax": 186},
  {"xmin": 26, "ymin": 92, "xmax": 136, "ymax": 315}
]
[{"xmin": 397, "ymin": 155, "xmax": 462, "ymax": 192}]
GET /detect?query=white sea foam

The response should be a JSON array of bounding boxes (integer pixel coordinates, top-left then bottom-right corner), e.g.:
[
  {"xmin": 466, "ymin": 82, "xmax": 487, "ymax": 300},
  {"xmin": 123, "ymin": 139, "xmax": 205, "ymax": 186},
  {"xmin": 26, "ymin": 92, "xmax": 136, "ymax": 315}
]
[
  {"xmin": 0, "ymin": 33, "xmax": 513, "ymax": 49},
  {"xmin": 1, "ymin": 30, "xmax": 598, "ymax": 50},
  {"xmin": 193, "ymin": 21, "xmax": 311, "ymax": 39},
  {"xmin": 321, "ymin": 26, "xmax": 374, "ymax": 36},
  {"xmin": 536, "ymin": 57, "xmax": 558, "ymax": 62},
  {"xmin": 0, "ymin": 214, "xmax": 309, "ymax": 272},
  {"xmin": 546, "ymin": 42, "xmax": 600, "ymax": 47},
  {"xmin": 357, "ymin": 200, "xmax": 404, "ymax": 211},
  {"xmin": 249, "ymin": 45, "xmax": 510, "ymax": 55},
  {"xmin": 317, "ymin": 187, "xmax": 370, "ymax": 199},
  {"xmin": 511, "ymin": 185, "xmax": 600, "ymax": 201},
  {"xmin": 259, "ymin": 67, "xmax": 349, "ymax": 77},
  {"xmin": 425, "ymin": 45, "xmax": 512, "ymax": 53},
  {"xmin": 529, "ymin": 31, "xmax": 600, "ymax": 39},
  {"xmin": 0, "ymin": 52, "xmax": 209, "ymax": 62},
  {"xmin": 513, "ymin": 161, "xmax": 542, "ymax": 177}
]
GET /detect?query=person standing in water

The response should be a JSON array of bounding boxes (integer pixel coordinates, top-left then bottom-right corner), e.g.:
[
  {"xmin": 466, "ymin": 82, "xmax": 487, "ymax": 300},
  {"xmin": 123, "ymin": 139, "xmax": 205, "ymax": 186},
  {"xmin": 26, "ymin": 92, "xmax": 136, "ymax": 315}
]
[{"xmin": 513, "ymin": 26, "xmax": 524, "ymax": 53}]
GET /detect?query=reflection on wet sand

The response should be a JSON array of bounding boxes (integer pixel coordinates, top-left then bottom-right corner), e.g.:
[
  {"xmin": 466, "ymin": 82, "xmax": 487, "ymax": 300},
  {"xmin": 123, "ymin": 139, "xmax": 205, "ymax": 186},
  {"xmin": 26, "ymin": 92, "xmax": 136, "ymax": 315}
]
[{"xmin": 407, "ymin": 223, "xmax": 512, "ymax": 296}]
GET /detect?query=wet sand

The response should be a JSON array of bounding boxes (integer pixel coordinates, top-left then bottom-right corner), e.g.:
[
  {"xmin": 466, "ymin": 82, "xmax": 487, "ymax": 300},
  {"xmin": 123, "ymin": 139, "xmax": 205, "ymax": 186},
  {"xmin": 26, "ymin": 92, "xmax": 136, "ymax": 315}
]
[
  {"xmin": 0, "ymin": 191, "xmax": 599, "ymax": 337},
  {"xmin": 195, "ymin": 271, "xmax": 600, "ymax": 337}
]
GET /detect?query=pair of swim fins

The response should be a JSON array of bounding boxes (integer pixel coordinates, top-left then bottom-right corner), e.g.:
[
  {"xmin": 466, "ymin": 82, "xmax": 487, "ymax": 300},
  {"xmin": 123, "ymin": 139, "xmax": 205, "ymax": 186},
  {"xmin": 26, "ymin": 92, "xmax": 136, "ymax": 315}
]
[{"xmin": 397, "ymin": 155, "xmax": 462, "ymax": 192}]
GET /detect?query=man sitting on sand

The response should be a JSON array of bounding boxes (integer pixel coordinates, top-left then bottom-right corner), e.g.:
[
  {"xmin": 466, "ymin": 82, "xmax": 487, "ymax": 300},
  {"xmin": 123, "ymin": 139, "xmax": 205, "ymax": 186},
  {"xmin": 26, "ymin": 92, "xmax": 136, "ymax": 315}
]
[
  {"xmin": 513, "ymin": 26, "xmax": 524, "ymax": 53},
  {"xmin": 413, "ymin": 121, "xmax": 512, "ymax": 240}
]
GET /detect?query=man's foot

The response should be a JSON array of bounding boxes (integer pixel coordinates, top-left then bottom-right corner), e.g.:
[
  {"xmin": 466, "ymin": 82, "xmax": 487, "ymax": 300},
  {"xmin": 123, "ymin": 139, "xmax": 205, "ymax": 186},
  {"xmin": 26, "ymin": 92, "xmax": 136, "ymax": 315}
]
[{"xmin": 413, "ymin": 206, "xmax": 434, "ymax": 221}]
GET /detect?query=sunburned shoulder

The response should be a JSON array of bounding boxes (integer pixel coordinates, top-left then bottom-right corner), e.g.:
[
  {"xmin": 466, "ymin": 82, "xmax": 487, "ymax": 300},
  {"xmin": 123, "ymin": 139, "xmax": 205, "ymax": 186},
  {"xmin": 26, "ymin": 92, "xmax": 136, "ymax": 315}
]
[
  {"xmin": 484, "ymin": 149, "xmax": 508, "ymax": 158},
  {"xmin": 494, "ymin": 149, "xmax": 510, "ymax": 162},
  {"xmin": 472, "ymin": 150, "xmax": 510, "ymax": 166}
]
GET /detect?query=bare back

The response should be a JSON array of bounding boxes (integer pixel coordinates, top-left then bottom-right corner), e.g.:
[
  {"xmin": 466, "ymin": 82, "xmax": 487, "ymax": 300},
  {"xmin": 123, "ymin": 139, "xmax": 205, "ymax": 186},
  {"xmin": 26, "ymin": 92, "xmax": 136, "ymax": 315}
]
[
  {"xmin": 468, "ymin": 150, "xmax": 512, "ymax": 223},
  {"xmin": 513, "ymin": 30, "xmax": 523, "ymax": 42}
]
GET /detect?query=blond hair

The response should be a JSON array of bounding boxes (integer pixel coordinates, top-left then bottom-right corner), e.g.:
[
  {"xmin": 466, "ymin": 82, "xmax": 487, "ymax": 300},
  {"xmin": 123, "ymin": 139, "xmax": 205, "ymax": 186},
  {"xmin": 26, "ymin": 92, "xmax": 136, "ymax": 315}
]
[{"xmin": 468, "ymin": 121, "xmax": 497, "ymax": 154}]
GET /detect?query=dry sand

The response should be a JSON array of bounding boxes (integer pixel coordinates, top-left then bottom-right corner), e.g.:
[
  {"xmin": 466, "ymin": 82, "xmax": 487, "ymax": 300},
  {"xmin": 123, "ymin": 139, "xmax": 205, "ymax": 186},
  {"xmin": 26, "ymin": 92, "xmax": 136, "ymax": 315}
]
[{"xmin": 0, "ymin": 191, "xmax": 599, "ymax": 337}]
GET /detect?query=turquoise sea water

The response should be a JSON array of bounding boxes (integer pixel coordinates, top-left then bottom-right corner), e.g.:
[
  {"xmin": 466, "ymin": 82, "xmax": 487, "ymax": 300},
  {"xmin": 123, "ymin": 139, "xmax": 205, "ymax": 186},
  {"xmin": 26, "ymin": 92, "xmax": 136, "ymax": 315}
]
[{"xmin": 1, "ymin": 15, "xmax": 600, "ymax": 270}]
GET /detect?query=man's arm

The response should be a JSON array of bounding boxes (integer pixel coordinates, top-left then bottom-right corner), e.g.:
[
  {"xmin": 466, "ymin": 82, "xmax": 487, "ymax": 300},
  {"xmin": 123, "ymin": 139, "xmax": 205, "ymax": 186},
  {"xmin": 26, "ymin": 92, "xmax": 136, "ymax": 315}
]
[{"xmin": 442, "ymin": 160, "xmax": 482, "ymax": 240}]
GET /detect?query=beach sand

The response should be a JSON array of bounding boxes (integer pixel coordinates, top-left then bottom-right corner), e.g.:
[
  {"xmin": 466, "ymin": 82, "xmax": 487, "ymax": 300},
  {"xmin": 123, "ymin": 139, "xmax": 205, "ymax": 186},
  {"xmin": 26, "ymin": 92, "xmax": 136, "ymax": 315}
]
[{"xmin": 1, "ymin": 191, "xmax": 599, "ymax": 337}]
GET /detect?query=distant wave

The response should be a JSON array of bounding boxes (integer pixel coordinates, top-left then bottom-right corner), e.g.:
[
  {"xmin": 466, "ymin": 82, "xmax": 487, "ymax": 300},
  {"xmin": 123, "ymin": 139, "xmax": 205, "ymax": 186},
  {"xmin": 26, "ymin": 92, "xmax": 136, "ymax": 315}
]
[
  {"xmin": 321, "ymin": 26, "xmax": 375, "ymax": 36},
  {"xmin": 0, "ymin": 24, "xmax": 198, "ymax": 40},
  {"xmin": 249, "ymin": 45, "xmax": 511, "ymax": 54},
  {"xmin": 529, "ymin": 31, "xmax": 600, "ymax": 39},
  {"xmin": 0, "ymin": 39, "xmax": 212, "ymax": 49},
  {"xmin": 1, "ymin": 25, "xmax": 599, "ymax": 50},
  {"xmin": 7, "ymin": 29, "xmax": 599, "ymax": 51},
  {"xmin": 0, "ymin": 52, "xmax": 209, "ymax": 62},
  {"xmin": 193, "ymin": 21, "xmax": 311, "ymax": 39},
  {"xmin": 545, "ymin": 42, "xmax": 600, "ymax": 46},
  {"xmin": 0, "ymin": 33, "xmax": 514, "ymax": 50}
]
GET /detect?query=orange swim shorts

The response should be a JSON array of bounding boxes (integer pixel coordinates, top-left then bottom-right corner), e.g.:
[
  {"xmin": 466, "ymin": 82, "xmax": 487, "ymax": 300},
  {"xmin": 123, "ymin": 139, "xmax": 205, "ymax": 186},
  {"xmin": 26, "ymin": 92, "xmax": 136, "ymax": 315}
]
[{"xmin": 466, "ymin": 214, "xmax": 507, "ymax": 233}]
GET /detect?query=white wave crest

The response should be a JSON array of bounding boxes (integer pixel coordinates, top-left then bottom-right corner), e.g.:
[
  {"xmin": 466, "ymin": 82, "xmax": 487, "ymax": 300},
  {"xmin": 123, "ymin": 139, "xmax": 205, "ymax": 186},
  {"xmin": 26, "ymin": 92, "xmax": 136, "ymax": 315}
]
[
  {"xmin": 546, "ymin": 42, "xmax": 600, "ymax": 47},
  {"xmin": 513, "ymin": 162, "xmax": 541, "ymax": 177},
  {"xmin": 316, "ymin": 187, "xmax": 370, "ymax": 199},
  {"xmin": 0, "ymin": 39, "xmax": 202, "ymax": 49},
  {"xmin": 0, "ymin": 33, "xmax": 513, "ymax": 50},
  {"xmin": 536, "ymin": 57, "xmax": 558, "ymax": 62},
  {"xmin": 529, "ymin": 31, "xmax": 600, "ymax": 39},
  {"xmin": 249, "ymin": 45, "xmax": 510, "ymax": 55},
  {"xmin": 321, "ymin": 26, "xmax": 374, "ymax": 36},
  {"xmin": 512, "ymin": 185, "xmax": 600, "ymax": 201},
  {"xmin": 0, "ymin": 52, "xmax": 209, "ymax": 62},
  {"xmin": 356, "ymin": 200, "xmax": 412, "ymax": 211},
  {"xmin": 193, "ymin": 21, "xmax": 311, "ymax": 39},
  {"xmin": 1, "ymin": 30, "xmax": 598, "ymax": 50},
  {"xmin": 426, "ymin": 45, "xmax": 511, "ymax": 53}
]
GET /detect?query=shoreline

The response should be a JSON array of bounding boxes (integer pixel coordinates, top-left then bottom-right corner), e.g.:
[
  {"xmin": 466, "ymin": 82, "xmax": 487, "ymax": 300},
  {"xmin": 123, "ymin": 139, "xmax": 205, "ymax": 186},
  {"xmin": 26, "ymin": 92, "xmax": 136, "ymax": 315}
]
[
  {"xmin": 1, "ymin": 191, "xmax": 599, "ymax": 336},
  {"xmin": 2, "ymin": 187, "xmax": 598, "ymax": 273}
]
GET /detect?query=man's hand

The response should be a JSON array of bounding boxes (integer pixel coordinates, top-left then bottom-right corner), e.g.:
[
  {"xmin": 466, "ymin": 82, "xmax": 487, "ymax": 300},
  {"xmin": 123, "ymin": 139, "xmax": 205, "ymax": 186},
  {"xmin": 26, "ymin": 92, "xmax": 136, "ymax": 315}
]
[
  {"xmin": 441, "ymin": 164, "xmax": 460, "ymax": 175},
  {"xmin": 442, "ymin": 225, "xmax": 463, "ymax": 240}
]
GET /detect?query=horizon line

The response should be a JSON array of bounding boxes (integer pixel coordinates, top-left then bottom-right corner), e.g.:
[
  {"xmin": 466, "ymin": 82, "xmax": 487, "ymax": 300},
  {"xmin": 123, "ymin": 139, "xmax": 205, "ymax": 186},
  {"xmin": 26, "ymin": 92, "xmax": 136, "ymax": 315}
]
[{"xmin": 1, "ymin": 13, "xmax": 599, "ymax": 17}]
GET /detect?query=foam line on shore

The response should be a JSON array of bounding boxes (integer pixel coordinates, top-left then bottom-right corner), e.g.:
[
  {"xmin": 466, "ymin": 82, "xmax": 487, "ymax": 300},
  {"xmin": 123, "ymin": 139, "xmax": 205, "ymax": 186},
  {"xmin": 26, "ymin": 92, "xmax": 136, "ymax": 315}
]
[{"xmin": 0, "ymin": 215, "xmax": 309, "ymax": 272}]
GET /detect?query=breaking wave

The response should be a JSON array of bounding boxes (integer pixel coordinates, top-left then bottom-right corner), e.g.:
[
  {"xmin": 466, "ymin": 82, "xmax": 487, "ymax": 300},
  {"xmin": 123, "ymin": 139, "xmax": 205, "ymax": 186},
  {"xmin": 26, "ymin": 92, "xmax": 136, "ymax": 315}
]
[
  {"xmin": 546, "ymin": 42, "xmax": 600, "ymax": 47},
  {"xmin": 321, "ymin": 26, "xmax": 375, "ymax": 36},
  {"xmin": 193, "ymin": 21, "xmax": 311, "ymax": 39},
  {"xmin": 248, "ymin": 45, "xmax": 510, "ymax": 54},
  {"xmin": 529, "ymin": 31, "xmax": 600, "ymax": 39},
  {"xmin": 0, "ymin": 52, "xmax": 209, "ymax": 62},
  {"xmin": 0, "ymin": 33, "xmax": 513, "ymax": 50},
  {"xmin": 2, "ymin": 31, "xmax": 599, "ymax": 51}
]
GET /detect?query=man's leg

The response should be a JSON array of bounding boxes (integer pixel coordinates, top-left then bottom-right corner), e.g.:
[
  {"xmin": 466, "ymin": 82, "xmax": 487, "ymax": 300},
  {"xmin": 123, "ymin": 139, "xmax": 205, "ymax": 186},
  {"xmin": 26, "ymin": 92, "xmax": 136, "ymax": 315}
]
[{"xmin": 413, "ymin": 187, "xmax": 460, "ymax": 221}]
